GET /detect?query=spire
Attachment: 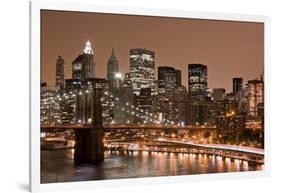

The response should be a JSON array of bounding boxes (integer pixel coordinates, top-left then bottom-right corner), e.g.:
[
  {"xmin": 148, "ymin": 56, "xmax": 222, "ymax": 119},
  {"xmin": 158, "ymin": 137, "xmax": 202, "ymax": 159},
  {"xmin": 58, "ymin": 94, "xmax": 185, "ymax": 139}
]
[
  {"xmin": 111, "ymin": 48, "xmax": 115, "ymax": 56},
  {"xmin": 109, "ymin": 48, "xmax": 117, "ymax": 61},
  {"xmin": 83, "ymin": 40, "xmax": 94, "ymax": 55}
]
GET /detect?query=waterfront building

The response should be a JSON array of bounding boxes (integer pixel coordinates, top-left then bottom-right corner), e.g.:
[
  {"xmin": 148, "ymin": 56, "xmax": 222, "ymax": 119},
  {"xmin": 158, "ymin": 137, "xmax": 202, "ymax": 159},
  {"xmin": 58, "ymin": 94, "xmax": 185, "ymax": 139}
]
[
  {"xmin": 188, "ymin": 64, "xmax": 208, "ymax": 97},
  {"xmin": 55, "ymin": 56, "xmax": 65, "ymax": 90},
  {"xmin": 215, "ymin": 99, "xmax": 245, "ymax": 143},
  {"xmin": 129, "ymin": 48, "xmax": 156, "ymax": 96},
  {"xmin": 186, "ymin": 99, "xmax": 206, "ymax": 125},
  {"xmin": 186, "ymin": 97, "xmax": 215, "ymax": 126}
]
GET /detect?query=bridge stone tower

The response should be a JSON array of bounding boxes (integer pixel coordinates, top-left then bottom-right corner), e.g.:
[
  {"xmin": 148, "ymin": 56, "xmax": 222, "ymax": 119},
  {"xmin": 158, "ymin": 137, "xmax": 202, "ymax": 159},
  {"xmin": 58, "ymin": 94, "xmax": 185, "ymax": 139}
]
[{"xmin": 74, "ymin": 84, "xmax": 104, "ymax": 165}]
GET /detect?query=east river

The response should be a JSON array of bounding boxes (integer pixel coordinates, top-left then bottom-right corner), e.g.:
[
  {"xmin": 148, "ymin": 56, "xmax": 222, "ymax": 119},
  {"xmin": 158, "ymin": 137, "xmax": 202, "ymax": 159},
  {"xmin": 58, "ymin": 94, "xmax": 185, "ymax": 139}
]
[{"xmin": 41, "ymin": 149, "xmax": 263, "ymax": 183}]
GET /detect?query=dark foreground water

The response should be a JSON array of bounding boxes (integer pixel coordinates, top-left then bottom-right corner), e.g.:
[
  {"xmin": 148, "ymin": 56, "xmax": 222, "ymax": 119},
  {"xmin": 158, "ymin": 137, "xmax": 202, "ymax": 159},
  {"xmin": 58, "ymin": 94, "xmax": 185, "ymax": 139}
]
[{"xmin": 41, "ymin": 149, "xmax": 262, "ymax": 183}]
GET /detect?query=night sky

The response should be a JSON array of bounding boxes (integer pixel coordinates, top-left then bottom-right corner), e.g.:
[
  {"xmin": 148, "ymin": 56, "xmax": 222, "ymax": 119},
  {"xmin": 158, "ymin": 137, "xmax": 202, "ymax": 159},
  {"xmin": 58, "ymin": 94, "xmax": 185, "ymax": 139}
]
[{"xmin": 41, "ymin": 10, "xmax": 264, "ymax": 92}]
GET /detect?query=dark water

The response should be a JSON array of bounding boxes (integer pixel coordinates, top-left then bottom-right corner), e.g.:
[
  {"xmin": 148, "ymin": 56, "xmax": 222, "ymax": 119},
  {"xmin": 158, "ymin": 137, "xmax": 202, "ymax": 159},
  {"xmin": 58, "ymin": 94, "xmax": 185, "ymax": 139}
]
[{"xmin": 41, "ymin": 149, "xmax": 263, "ymax": 183}]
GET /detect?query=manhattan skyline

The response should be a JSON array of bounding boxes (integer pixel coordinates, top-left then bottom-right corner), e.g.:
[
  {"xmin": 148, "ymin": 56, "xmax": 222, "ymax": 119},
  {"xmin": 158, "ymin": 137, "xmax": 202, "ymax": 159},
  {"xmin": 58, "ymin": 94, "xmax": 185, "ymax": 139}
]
[
  {"xmin": 40, "ymin": 10, "xmax": 265, "ymax": 183},
  {"xmin": 41, "ymin": 10, "xmax": 264, "ymax": 92}
]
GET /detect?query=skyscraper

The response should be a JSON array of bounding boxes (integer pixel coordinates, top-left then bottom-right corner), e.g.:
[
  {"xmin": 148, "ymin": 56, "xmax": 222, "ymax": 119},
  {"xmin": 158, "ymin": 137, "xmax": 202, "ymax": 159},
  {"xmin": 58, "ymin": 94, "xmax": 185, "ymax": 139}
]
[
  {"xmin": 174, "ymin": 85, "xmax": 188, "ymax": 124},
  {"xmin": 215, "ymin": 99, "xmax": 245, "ymax": 143},
  {"xmin": 62, "ymin": 79, "xmax": 82, "ymax": 124},
  {"xmin": 113, "ymin": 73, "xmax": 134, "ymax": 125},
  {"xmin": 40, "ymin": 86, "xmax": 61, "ymax": 125},
  {"xmin": 158, "ymin": 66, "xmax": 177, "ymax": 95},
  {"xmin": 55, "ymin": 56, "xmax": 65, "ymax": 90},
  {"xmin": 129, "ymin": 48, "xmax": 156, "ymax": 96},
  {"xmin": 248, "ymin": 78, "xmax": 264, "ymax": 117},
  {"xmin": 72, "ymin": 40, "xmax": 95, "ymax": 80},
  {"xmin": 175, "ymin": 69, "xmax": 182, "ymax": 87},
  {"xmin": 106, "ymin": 49, "xmax": 120, "ymax": 124},
  {"xmin": 135, "ymin": 88, "xmax": 153, "ymax": 124},
  {"xmin": 157, "ymin": 66, "xmax": 183, "ymax": 123},
  {"xmin": 233, "ymin": 77, "xmax": 243, "ymax": 95},
  {"xmin": 107, "ymin": 48, "xmax": 119, "ymax": 83},
  {"xmin": 188, "ymin": 64, "xmax": 208, "ymax": 97}
]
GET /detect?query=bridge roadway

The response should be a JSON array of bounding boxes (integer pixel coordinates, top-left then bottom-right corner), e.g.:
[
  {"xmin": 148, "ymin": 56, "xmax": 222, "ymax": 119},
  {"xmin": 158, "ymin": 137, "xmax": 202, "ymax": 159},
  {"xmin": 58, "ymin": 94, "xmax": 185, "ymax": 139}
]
[
  {"xmin": 156, "ymin": 139, "xmax": 264, "ymax": 156},
  {"xmin": 41, "ymin": 124, "xmax": 217, "ymax": 131},
  {"xmin": 106, "ymin": 138, "xmax": 264, "ymax": 157}
]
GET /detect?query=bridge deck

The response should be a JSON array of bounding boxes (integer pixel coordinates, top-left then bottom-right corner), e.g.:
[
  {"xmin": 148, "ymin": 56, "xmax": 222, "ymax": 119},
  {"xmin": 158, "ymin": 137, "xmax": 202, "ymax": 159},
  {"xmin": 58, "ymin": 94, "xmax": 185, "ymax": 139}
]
[
  {"xmin": 105, "ymin": 138, "xmax": 264, "ymax": 156},
  {"xmin": 157, "ymin": 139, "xmax": 264, "ymax": 156},
  {"xmin": 41, "ymin": 124, "xmax": 217, "ymax": 131}
]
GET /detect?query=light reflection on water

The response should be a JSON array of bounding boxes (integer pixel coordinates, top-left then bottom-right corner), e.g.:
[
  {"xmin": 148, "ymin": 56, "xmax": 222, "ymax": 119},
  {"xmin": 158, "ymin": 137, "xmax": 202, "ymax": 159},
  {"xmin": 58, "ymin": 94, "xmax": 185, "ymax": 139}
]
[{"xmin": 41, "ymin": 149, "xmax": 262, "ymax": 184}]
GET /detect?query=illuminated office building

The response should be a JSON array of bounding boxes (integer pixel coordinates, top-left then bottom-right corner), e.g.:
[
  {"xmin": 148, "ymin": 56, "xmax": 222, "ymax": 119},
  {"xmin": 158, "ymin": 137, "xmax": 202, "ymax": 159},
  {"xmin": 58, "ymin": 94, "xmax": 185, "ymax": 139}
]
[
  {"xmin": 188, "ymin": 64, "xmax": 208, "ymax": 97},
  {"xmin": 72, "ymin": 40, "xmax": 95, "ymax": 80},
  {"xmin": 129, "ymin": 48, "xmax": 156, "ymax": 96},
  {"xmin": 158, "ymin": 66, "xmax": 178, "ymax": 95},
  {"xmin": 40, "ymin": 86, "xmax": 61, "ymax": 125},
  {"xmin": 248, "ymin": 78, "xmax": 264, "ymax": 117},
  {"xmin": 113, "ymin": 73, "xmax": 134, "ymax": 125},
  {"xmin": 216, "ymin": 99, "xmax": 245, "ymax": 143}
]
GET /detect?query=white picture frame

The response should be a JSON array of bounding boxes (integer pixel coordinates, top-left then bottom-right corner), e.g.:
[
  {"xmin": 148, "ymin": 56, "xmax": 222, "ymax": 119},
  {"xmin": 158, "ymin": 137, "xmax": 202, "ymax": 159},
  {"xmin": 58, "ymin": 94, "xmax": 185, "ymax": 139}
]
[{"xmin": 30, "ymin": 1, "xmax": 271, "ymax": 192}]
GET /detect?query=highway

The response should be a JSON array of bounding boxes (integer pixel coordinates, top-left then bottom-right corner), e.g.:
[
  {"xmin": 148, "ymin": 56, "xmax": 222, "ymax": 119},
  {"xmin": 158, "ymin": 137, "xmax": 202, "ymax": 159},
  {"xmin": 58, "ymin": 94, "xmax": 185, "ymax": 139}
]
[{"xmin": 157, "ymin": 138, "xmax": 264, "ymax": 156}]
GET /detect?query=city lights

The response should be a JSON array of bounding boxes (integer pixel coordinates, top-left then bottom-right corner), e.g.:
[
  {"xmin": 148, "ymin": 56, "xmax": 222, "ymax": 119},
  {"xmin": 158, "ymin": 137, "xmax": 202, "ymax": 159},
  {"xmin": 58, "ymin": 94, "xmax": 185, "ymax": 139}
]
[
  {"xmin": 41, "ymin": 22, "xmax": 264, "ymax": 183},
  {"xmin": 115, "ymin": 72, "xmax": 122, "ymax": 79}
]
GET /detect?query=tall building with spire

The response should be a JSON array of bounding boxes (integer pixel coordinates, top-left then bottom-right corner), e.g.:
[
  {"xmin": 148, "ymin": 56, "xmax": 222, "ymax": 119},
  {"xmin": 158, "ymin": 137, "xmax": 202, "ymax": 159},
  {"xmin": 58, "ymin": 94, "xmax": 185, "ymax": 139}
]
[
  {"xmin": 107, "ymin": 48, "xmax": 119, "ymax": 84},
  {"xmin": 72, "ymin": 40, "xmax": 95, "ymax": 80},
  {"xmin": 55, "ymin": 56, "xmax": 65, "ymax": 90}
]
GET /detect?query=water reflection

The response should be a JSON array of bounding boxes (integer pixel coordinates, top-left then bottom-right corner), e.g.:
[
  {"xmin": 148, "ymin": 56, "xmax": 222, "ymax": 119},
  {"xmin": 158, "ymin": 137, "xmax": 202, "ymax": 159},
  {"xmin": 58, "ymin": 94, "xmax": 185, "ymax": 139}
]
[{"xmin": 41, "ymin": 149, "xmax": 263, "ymax": 184}]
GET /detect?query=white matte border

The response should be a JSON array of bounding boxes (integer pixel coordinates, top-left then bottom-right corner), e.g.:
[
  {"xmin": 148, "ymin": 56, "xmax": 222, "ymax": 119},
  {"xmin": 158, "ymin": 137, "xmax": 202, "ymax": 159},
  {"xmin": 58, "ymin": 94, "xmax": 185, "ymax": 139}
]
[{"xmin": 30, "ymin": 0, "xmax": 271, "ymax": 192}]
